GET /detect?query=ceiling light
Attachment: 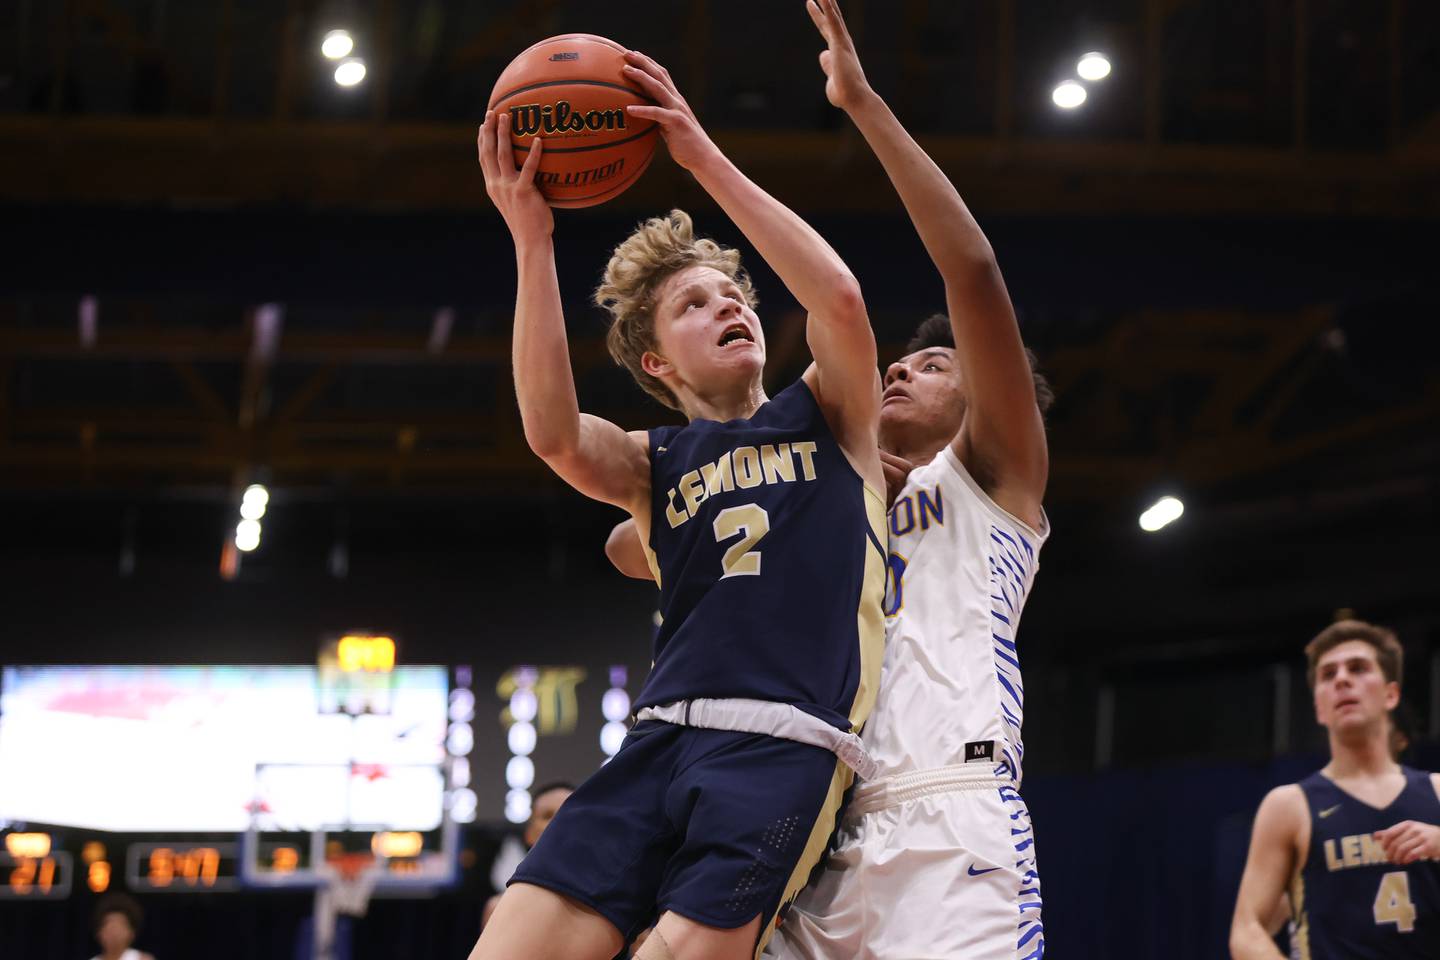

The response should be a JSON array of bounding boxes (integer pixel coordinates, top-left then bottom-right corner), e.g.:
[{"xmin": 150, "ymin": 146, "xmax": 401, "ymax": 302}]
[
  {"xmin": 322, "ymin": 30, "xmax": 354, "ymax": 60},
  {"xmin": 1052, "ymin": 81, "xmax": 1087, "ymax": 109}
]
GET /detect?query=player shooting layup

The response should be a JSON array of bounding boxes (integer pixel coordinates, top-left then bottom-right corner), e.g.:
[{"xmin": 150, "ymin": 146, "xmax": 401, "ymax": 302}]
[
  {"xmin": 612, "ymin": 2, "xmax": 1052, "ymax": 955},
  {"xmin": 1230, "ymin": 620, "xmax": 1440, "ymax": 959},
  {"xmin": 473, "ymin": 45, "xmax": 886, "ymax": 960}
]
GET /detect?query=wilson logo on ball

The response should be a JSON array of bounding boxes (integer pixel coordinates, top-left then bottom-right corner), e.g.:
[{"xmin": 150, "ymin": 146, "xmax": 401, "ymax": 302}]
[
  {"xmin": 508, "ymin": 100, "xmax": 628, "ymax": 138},
  {"xmin": 548, "ymin": 52, "xmax": 579, "ymax": 61}
]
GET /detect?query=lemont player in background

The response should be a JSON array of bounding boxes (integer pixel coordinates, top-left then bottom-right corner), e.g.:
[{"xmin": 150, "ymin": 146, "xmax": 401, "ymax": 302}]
[
  {"xmin": 1230, "ymin": 620, "xmax": 1440, "ymax": 960},
  {"xmin": 611, "ymin": 1, "xmax": 1053, "ymax": 955}
]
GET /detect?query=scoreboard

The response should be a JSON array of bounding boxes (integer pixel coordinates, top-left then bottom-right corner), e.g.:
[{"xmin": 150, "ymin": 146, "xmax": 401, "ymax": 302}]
[
  {"xmin": 0, "ymin": 850, "xmax": 73, "ymax": 899},
  {"xmin": 126, "ymin": 842, "xmax": 241, "ymax": 892},
  {"xmin": 2, "ymin": 835, "xmax": 241, "ymax": 899},
  {"xmin": 0, "ymin": 830, "xmax": 447, "ymax": 898}
]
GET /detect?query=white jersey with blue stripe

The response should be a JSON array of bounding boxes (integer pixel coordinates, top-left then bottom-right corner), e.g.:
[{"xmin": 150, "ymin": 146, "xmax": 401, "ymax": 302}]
[{"xmin": 863, "ymin": 444, "xmax": 1047, "ymax": 785}]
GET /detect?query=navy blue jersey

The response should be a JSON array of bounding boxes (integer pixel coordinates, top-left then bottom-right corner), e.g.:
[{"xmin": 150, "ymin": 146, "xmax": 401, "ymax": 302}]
[
  {"xmin": 635, "ymin": 378, "xmax": 887, "ymax": 734},
  {"xmin": 1289, "ymin": 766, "xmax": 1440, "ymax": 959}
]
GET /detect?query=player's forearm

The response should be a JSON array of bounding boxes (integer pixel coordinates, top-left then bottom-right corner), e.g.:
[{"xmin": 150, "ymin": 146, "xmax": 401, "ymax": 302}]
[
  {"xmin": 510, "ymin": 239, "xmax": 582, "ymax": 459},
  {"xmin": 605, "ymin": 519, "xmax": 654, "ymax": 581},
  {"xmin": 1228, "ymin": 917, "xmax": 1287, "ymax": 960},
  {"xmin": 843, "ymin": 91, "xmax": 997, "ymax": 281},
  {"xmin": 688, "ymin": 151, "xmax": 863, "ymax": 323}
]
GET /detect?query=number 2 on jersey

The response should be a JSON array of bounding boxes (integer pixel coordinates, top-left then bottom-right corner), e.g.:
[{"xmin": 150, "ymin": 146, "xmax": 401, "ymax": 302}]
[
  {"xmin": 1374, "ymin": 870, "xmax": 1417, "ymax": 932},
  {"xmin": 713, "ymin": 504, "xmax": 769, "ymax": 578}
]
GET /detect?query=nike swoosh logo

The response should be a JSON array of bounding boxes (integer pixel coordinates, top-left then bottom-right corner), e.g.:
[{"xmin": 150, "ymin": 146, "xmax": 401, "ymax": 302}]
[
  {"xmin": 1319, "ymin": 805, "xmax": 1342, "ymax": 819},
  {"xmin": 968, "ymin": 864, "xmax": 1003, "ymax": 876}
]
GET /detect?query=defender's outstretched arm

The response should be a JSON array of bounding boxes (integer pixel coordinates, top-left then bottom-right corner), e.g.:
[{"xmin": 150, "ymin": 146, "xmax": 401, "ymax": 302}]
[{"xmin": 808, "ymin": 0, "xmax": 1046, "ymax": 514}]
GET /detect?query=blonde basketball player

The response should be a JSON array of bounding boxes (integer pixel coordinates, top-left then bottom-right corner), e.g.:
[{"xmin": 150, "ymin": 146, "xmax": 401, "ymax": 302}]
[
  {"xmin": 476, "ymin": 45, "xmax": 886, "ymax": 960},
  {"xmin": 610, "ymin": 2, "xmax": 1052, "ymax": 956}
]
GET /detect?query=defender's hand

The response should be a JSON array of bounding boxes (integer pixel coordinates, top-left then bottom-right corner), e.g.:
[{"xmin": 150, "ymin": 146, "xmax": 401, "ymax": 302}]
[
  {"xmin": 881, "ymin": 450, "xmax": 914, "ymax": 508},
  {"xmin": 478, "ymin": 109, "xmax": 553, "ymax": 240},
  {"xmin": 1375, "ymin": 820, "xmax": 1440, "ymax": 865},
  {"xmin": 806, "ymin": 0, "xmax": 874, "ymax": 113},
  {"xmin": 622, "ymin": 50, "xmax": 722, "ymax": 173}
]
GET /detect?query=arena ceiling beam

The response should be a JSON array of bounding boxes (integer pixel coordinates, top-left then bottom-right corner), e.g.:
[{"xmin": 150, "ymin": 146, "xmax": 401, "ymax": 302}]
[
  {"xmin": 0, "ymin": 327, "xmax": 608, "ymax": 367},
  {"xmin": 2, "ymin": 117, "xmax": 1436, "ymax": 217},
  {"xmin": 2, "ymin": 311, "xmax": 1435, "ymax": 505}
]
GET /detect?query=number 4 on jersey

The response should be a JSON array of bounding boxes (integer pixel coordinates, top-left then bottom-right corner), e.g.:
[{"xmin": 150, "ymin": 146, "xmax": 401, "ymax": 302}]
[{"xmin": 1374, "ymin": 870, "xmax": 1418, "ymax": 933}]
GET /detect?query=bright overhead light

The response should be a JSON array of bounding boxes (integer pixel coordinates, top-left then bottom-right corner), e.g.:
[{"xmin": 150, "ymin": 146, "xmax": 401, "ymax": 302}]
[
  {"xmin": 321, "ymin": 30, "xmax": 354, "ymax": 60},
  {"xmin": 600, "ymin": 721, "xmax": 628, "ymax": 757},
  {"xmin": 505, "ymin": 755, "xmax": 535, "ymax": 790},
  {"xmin": 504, "ymin": 788, "xmax": 531, "ymax": 824},
  {"xmin": 1077, "ymin": 52, "xmax": 1112, "ymax": 81},
  {"xmin": 242, "ymin": 484, "xmax": 269, "ymax": 508},
  {"xmin": 335, "ymin": 58, "xmax": 367, "ymax": 87},
  {"xmin": 449, "ymin": 788, "xmax": 477, "ymax": 824},
  {"xmin": 507, "ymin": 721, "xmax": 537, "ymax": 757},
  {"xmin": 236, "ymin": 519, "xmax": 262, "ymax": 552},
  {"xmin": 509, "ymin": 689, "xmax": 538, "ymax": 723},
  {"xmin": 240, "ymin": 499, "xmax": 266, "ymax": 521},
  {"xmin": 602, "ymin": 689, "xmax": 631, "ymax": 723},
  {"xmin": 1052, "ymin": 81, "xmax": 1087, "ymax": 109},
  {"xmin": 1139, "ymin": 496, "xmax": 1185, "ymax": 533}
]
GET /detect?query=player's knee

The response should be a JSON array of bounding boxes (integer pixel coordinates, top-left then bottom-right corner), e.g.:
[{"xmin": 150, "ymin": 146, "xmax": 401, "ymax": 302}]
[
  {"xmin": 648, "ymin": 911, "xmax": 764, "ymax": 960},
  {"xmin": 633, "ymin": 928, "xmax": 674, "ymax": 960},
  {"xmin": 477, "ymin": 883, "xmax": 624, "ymax": 960}
]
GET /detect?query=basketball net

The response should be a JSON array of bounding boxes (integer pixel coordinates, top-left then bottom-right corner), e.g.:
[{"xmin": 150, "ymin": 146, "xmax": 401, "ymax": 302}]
[{"xmin": 314, "ymin": 854, "xmax": 379, "ymax": 960}]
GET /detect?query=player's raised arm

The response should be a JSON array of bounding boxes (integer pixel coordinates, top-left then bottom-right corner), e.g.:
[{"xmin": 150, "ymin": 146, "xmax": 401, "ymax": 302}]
[
  {"xmin": 478, "ymin": 111, "xmax": 649, "ymax": 512},
  {"xmin": 1230, "ymin": 786, "xmax": 1305, "ymax": 960},
  {"xmin": 622, "ymin": 50, "xmax": 879, "ymax": 456},
  {"xmin": 807, "ymin": 0, "xmax": 1046, "ymax": 504}
]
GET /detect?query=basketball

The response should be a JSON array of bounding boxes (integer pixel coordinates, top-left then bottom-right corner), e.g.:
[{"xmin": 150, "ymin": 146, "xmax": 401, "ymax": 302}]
[{"xmin": 487, "ymin": 34, "xmax": 658, "ymax": 209}]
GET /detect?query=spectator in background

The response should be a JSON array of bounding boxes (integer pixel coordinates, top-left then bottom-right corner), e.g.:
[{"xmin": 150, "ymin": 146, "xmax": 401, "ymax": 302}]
[
  {"xmin": 483, "ymin": 780, "xmax": 644, "ymax": 958},
  {"xmin": 91, "ymin": 892, "xmax": 156, "ymax": 960},
  {"xmin": 483, "ymin": 781, "xmax": 575, "ymax": 927}
]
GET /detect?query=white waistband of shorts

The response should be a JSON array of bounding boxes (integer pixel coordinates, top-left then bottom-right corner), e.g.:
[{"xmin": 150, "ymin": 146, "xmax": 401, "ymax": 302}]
[
  {"xmin": 634, "ymin": 698, "xmax": 878, "ymax": 781},
  {"xmin": 849, "ymin": 763, "xmax": 1009, "ymax": 817}
]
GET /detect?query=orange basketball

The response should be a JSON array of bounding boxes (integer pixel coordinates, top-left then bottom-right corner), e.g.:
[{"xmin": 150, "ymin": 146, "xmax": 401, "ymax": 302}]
[{"xmin": 487, "ymin": 34, "xmax": 658, "ymax": 209}]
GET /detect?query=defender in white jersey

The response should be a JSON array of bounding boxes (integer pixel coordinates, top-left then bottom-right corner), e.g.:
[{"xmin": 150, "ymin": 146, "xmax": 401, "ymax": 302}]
[
  {"xmin": 766, "ymin": 311, "xmax": 1051, "ymax": 959},
  {"xmin": 767, "ymin": 10, "xmax": 1051, "ymax": 957},
  {"xmin": 610, "ymin": 3, "xmax": 1053, "ymax": 956}
]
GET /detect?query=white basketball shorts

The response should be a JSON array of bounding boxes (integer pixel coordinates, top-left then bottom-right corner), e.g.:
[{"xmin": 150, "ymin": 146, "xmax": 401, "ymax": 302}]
[{"xmin": 763, "ymin": 764, "xmax": 1044, "ymax": 960}]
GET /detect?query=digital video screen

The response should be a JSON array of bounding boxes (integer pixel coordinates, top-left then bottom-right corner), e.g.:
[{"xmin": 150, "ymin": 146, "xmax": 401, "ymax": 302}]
[{"xmin": 0, "ymin": 666, "xmax": 449, "ymax": 832}]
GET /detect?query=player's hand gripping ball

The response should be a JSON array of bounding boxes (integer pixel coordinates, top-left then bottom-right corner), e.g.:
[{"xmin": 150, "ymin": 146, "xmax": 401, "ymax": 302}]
[{"xmin": 487, "ymin": 34, "xmax": 659, "ymax": 208}]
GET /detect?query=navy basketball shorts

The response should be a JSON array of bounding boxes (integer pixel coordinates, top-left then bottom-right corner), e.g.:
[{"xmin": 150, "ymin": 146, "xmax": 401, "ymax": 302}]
[{"xmin": 510, "ymin": 719, "xmax": 853, "ymax": 953}]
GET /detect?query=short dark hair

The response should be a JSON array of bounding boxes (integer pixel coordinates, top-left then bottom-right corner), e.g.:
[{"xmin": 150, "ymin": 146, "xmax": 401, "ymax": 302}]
[
  {"xmin": 1305, "ymin": 618, "xmax": 1407, "ymax": 758},
  {"xmin": 905, "ymin": 313, "xmax": 1054, "ymax": 414},
  {"xmin": 93, "ymin": 892, "xmax": 143, "ymax": 936},
  {"xmin": 531, "ymin": 781, "xmax": 576, "ymax": 803},
  {"xmin": 1304, "ymin": 619, "xmax": 1402, "ymax": 690}
]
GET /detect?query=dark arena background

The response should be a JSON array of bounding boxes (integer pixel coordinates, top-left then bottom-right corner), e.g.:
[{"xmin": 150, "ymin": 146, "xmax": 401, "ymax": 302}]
[{"xmin": 1, "ymin": 2, "xmax": 1438, "ymax": 959}]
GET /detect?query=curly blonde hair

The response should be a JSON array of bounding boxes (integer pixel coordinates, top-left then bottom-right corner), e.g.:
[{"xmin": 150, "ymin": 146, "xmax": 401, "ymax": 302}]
[{"xmin": 594, "ymin": 209, "xmax": 756, "ymax": 411}]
